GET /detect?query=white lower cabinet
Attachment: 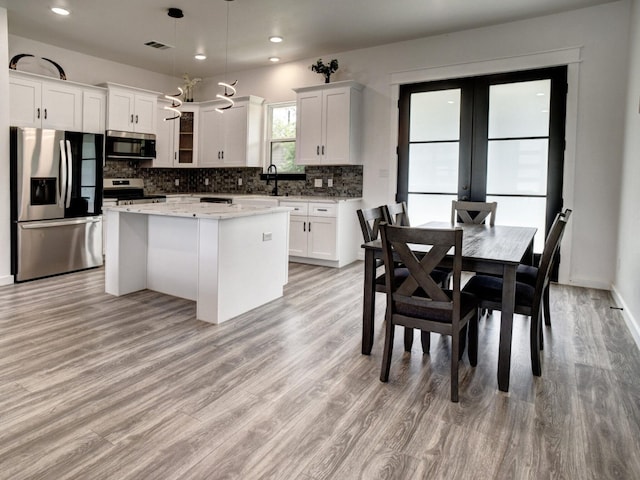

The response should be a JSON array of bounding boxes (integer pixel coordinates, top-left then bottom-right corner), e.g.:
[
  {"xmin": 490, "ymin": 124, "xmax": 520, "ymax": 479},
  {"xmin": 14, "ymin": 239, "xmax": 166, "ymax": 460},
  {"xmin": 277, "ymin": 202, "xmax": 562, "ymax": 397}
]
[{"xmin": 280, "ymin": 199, "xmax": 361, "ymax": 267}]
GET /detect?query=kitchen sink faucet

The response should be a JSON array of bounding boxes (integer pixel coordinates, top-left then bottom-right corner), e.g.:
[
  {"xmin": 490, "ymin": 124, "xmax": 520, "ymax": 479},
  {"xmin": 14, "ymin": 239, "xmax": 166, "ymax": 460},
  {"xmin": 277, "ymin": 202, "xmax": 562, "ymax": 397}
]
[{"xmin": 266, "ymin": 163, "xmax": 278, "ymax": 196}]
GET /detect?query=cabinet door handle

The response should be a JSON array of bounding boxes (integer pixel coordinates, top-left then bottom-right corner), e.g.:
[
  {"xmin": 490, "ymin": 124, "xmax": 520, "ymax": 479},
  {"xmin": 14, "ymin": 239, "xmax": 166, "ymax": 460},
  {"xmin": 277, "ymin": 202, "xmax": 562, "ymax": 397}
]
[
  {"xmin": 316, "ymin": 145, "xmax": 320, "ymax": 155},
  {"xmin": 44, "ymin": 108, "xmax": 48, "ymax": 119},
  {"xmin": 308, "ymin": 222, "xmax": 311, "ymax": 232},
  {"xmin": 36, "ymin": 108, "xmax": 40, "ymax": 119},
  {"xmin": 221, "ymin": 151, "xmax": 224, "ymax": 160},
  {"xmin": 321, "ymin": 145, "xmax": 325, "ymax": 155},
  {"xmin": 130, "ymin": 114, "xmax": 134, "ymax": 123},
  {"xmin": 303, "ymin": 221, "xmax": 306, "ymax": 232},
  {"xmin": 135, "ymin": 114, "xmax": 139, "ymax": 124},
  {"xmin": 174, "ymin": 152, "xmax": 177, "ymax": 160},
  {"xmin": 317, "ymin": 208, "xmax": 327, "ymax": 212}
]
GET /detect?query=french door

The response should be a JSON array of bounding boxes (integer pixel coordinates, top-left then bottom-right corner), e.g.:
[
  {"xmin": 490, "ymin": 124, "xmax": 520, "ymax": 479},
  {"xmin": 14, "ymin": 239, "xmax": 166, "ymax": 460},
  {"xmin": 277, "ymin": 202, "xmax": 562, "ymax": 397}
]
[{"xmin": 397, "ymin": 66, "xmax": 567, "ymax": 253}]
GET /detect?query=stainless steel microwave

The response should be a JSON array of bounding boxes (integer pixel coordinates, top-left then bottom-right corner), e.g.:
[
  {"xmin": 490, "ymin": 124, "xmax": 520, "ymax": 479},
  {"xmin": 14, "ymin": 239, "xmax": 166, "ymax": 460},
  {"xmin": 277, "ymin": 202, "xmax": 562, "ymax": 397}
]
[{"xmin": 105, "ymin": 130, "xmax": 156, "ymax": 160}]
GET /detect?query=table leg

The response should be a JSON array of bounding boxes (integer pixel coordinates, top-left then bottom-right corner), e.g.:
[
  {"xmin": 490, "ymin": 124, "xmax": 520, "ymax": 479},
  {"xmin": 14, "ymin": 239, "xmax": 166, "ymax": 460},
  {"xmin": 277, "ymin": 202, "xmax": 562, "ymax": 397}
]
[
  {"xmin": 497, "ymin": 264, "xmax": 516, "ymax": 391},
  {"xmin": 362, "ymin": 249, "xmax": 376, "ymax": 355}
]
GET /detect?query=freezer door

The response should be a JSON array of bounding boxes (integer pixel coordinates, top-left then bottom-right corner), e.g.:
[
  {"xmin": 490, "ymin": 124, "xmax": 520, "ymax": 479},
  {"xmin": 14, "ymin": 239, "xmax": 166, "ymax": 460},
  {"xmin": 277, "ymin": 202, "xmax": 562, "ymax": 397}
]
[
  {"xmin": 15, "ymin": 217, "xmax": 103, "ymax": 281},
  {"xmin": 14, "ymin": 128, "xmax": 66, "ymax": 221}
]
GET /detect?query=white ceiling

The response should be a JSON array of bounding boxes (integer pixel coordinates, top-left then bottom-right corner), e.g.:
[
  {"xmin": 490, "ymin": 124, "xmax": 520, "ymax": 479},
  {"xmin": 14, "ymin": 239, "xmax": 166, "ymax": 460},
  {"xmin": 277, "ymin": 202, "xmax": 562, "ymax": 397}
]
[{"xmin": 3, "ymin": 0, "xmax": 614, "ymax": 79}]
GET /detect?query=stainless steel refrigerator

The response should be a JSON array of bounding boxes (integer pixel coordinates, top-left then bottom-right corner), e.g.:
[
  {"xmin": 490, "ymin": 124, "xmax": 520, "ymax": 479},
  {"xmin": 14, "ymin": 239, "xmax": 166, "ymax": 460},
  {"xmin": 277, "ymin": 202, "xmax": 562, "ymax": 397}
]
[{"xmin": 10, "ymin": 127, "xmax": 104, "ymax": 282}]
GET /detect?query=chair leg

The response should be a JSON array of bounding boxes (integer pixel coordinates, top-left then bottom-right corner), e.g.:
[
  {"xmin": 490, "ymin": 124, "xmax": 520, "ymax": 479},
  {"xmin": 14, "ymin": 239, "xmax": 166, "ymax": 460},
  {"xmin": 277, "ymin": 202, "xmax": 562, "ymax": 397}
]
[
  {"xmin": 543, "ymin": 286, "xmax": 551, "ymax": 326},
  {"xmin": 421, "ymin": 331, "xmax": 430, "ymax": 354},
  {"xmin": 530, "ymin": 310, "xmax": 542, "ymax": 376},
  {"xmin": 468, "ymin": 314, "xmax": 478, "ymax": 367},
  {"xmin": 380, "ymin": 317, "xmax": 395, "ymax": 382},
  {"xmin": 458, "ymin": 324, "xmax": 467, "ymax": 361},
  {"xmin": 451, "ymin": 332, "xmax": 460, "ymax": 402},
  {"xmin": 404, "ymin": 327, "xmax": 414, "ymax": 352}
]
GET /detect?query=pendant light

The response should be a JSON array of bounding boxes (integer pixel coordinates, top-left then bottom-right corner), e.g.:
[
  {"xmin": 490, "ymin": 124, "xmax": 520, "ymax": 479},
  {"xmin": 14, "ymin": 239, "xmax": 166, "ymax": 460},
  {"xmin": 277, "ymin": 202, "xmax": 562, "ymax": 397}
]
[
  {"xmin": 164, "ymin": 8, "xmax": 184, "ymax": 121},
  {"xmin": 216, "ymin": 0, "xmax": 237, "ymax": 113}
]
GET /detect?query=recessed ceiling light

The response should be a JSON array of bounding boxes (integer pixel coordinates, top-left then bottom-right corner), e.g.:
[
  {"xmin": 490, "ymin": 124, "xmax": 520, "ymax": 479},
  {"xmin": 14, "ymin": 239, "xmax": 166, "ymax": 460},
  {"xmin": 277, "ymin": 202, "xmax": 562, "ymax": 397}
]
[
  {"xmin": 269, "ymin": 36, "xmax": 283, "ymax": 43},
  {"xmin": 269, "ymin": 57, "xmax": 280, "ymax": 62},
  {"xmin": 51, "ymin": 7, "xmax": 70, "ymax": 16},
  {"xmin": 194, "ymin": 54, "xmax": 207, "ymax": 60}
]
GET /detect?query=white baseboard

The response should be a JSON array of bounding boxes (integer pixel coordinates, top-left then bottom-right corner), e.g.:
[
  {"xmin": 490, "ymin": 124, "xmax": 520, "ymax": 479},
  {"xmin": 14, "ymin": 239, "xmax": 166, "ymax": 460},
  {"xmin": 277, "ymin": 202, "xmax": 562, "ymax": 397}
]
[
  {"xmin": 611, "ymin": 285, "xmax": 640, "ymax": 349},
  {"xmin": 0, "ymin": 274, "xmax": 14, "ymax": 286}
]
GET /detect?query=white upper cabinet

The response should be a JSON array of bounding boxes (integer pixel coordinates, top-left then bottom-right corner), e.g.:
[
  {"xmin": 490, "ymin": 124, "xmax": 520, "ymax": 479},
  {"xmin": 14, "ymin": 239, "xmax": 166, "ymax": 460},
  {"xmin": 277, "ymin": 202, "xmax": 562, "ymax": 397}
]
[
  {"xmin": 82, "ymin": 87, "xmax": 107, "ymax": 134},
  {"xmin": 199, "ymin": 95, "xmax": 264, "ymax": 168},
  {"xmin": 104, "ymin": 83, "xmax": 159, "ymax": 134},
  {"xmin": 153, "ymin": 102, "xmax": 199, "ymax": 168},
  {"xmin": 10, "ymin": 71, "xmax": 83, "ymax": 131},
  {"xmin": 293, "ymin": 81, "xmax": 363, "ymax": 165}
]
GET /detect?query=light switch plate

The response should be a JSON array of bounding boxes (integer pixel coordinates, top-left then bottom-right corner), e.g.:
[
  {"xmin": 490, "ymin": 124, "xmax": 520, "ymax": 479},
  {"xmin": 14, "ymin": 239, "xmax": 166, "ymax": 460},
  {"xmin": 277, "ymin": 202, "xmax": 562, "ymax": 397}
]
[
  {"xmin": 262, "ymin": 232, "xmax": 272, "ymax": 241},
  {"xmin": 314, "ymin": 179, "xmax": 323, "ymax": 188}
]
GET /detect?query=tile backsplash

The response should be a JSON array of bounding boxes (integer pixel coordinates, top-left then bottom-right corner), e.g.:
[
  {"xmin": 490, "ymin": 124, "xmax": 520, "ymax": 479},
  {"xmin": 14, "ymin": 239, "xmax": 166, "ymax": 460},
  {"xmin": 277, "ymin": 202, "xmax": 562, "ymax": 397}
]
[{"xmin": 104, "ymin": 161, "xmax": 363, "ymax": 197}]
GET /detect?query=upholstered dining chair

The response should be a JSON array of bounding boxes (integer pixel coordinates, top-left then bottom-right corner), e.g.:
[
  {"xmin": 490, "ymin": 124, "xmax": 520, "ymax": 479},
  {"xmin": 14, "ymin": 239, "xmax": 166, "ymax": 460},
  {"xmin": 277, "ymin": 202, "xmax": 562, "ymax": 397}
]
[
  {"xmin": 379, "ymin": 224, "xmax": 479, "ymax": 402},
  {"xmin": 462, "ymin": 211, "xmax": 571, "ymax": 377},
  {"xmin": 451, "ymin": 200, "xmax": 498, "ymax": 226},
  {"xmin": 382, "ymin": 201, "xmax": 453, "ymax": 352},
  {"xmin": 515, "ymin": 209, "xmax": 572, "ymax": 328}
]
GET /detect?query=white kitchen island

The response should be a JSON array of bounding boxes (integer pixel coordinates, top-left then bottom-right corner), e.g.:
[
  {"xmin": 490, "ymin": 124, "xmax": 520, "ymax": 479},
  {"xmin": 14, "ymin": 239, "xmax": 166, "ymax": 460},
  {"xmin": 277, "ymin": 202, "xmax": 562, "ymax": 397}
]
[{"xmin": 104, "ymin": 202, "xmax": 290, "ymax": 324}]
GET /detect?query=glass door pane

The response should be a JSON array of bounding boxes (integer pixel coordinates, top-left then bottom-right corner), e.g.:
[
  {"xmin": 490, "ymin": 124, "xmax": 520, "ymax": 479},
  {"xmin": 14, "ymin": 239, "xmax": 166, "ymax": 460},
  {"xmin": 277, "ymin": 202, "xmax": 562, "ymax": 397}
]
[
  {"xmin": 406, "ymin": 89, "xmax": 460, "ymax": 224},
  {"xmin": 486, "ymin": 79, "xmax": 551, "ymax": 253}
]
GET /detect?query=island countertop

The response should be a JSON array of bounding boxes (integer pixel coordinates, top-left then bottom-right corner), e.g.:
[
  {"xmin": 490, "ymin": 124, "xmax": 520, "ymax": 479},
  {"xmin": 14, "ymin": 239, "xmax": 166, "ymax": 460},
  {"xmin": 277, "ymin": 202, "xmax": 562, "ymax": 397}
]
[{"xmin": 104, "ymin": 202, "xmax": 292, "ymax": 220}]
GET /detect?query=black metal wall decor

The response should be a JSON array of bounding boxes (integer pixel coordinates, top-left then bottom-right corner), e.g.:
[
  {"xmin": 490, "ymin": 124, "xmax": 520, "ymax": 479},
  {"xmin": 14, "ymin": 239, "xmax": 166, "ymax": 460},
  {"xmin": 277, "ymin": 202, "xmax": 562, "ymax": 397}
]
[{"xmin": 9, "ymin": 54, "xmax": 67, "ymax": 80}]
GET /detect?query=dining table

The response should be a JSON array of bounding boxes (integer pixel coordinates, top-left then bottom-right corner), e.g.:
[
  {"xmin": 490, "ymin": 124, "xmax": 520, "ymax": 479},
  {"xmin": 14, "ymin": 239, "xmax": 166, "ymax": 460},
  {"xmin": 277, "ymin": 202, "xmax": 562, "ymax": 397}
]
[{"xmin": 361, "ymin": 221, "xmax": 537, "ymax": 392}]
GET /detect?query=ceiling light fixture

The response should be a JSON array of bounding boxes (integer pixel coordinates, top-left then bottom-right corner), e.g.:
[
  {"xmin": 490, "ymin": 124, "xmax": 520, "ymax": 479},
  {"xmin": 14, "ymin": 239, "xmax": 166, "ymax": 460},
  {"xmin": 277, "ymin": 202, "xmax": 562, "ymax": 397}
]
[
  {"xmin": 269, "ymin": 36, "xmax": 283, "ymax": 43},
  {"xmin": 164, "ymin": 8, "xmax": 184, "ymax": 121},
  {"xmin": 195, "ymin": 54, "xmax": 207, "ymax": 60},
  {"xmin": 216, "ymin": 0, "xmax": 237, "ymax": 113},
  {"xmin": 269, "ymin": 57, "xmax": 280, "ymax": 62},
  {"xmin": 51, "ymin": 7, "xmax": 70, "ymax": 16}
]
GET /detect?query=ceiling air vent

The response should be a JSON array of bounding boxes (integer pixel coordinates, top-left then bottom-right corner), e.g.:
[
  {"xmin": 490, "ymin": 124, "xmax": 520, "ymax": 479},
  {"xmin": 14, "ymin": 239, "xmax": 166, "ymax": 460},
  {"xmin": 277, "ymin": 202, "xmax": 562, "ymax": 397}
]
[{"xmin": 144, "ymin": 41, "xmax": 173, "ymax": 50}]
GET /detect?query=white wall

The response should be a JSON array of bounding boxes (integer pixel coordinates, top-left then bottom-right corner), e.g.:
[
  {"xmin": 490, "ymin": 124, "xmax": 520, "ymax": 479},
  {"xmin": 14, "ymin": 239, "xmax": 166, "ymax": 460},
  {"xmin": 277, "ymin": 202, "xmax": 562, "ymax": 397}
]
[
  {"xmin": 0, "ymin": 9, "xmax": 12, "ymax": 285},
  {"xmin": 206, "ymin": 1, "xmax": 631, "ymax": 290},
  {"xmin": 8, "ymin": 34, "xmax": 181, "ymax": 93},
  {"xmin": 613, "ymin": 0, "xmax": 640, "ymax": 345},
  {"xmin": 1, "ymin": 1, "xmax": 633, "ymax": 292}
]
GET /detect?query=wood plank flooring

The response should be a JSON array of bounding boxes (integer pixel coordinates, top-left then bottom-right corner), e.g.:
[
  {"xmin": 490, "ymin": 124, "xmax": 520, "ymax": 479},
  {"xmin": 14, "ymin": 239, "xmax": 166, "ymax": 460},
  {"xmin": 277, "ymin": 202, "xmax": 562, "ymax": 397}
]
[{"xmin": 1, "ymin": 262, "xmax": 639, "ymax": 479}]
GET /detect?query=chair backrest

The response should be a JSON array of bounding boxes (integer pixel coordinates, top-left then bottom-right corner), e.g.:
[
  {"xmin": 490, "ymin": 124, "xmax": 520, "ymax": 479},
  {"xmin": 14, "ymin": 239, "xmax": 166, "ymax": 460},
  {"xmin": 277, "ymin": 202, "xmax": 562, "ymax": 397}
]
[
  {"xmin": 451, "ymin": 200, "xmax": 497, "ymax": 226},
  {"xmin": 534, "ymin": 209, "xmax": 572, "ymax": 297},
  {"xmin": 380, "ymin": 224, "xmax": 464, "ymax": 321},
  {"xmin": 357, "ymin": 206, "xmax": 385, "ymax": 243},
  {"xmin": 383, "ymin": 202, "xmax": 410, "ymax": 227}
]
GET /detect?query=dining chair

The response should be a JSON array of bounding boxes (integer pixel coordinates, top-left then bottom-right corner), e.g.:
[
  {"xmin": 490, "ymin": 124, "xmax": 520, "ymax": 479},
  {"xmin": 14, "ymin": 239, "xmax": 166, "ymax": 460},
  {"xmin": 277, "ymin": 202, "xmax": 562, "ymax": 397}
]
[
  {"xmin": 379, "ymin": 224, "xmax": 479, "ymax": 402},
  {"xmin": 515, "ymin": 209, "xmax": 572, "ymax": 328},
  {"xmin": 382, "ymin": 201, "xmax": 454, "ymax": 352},
  {"xmin": 451, "ymin": 200, "xmax": 497, "ymax": 226},
  {"xmin": 462, "ymin": 211, "xmax": 570, "ymax": 376}
]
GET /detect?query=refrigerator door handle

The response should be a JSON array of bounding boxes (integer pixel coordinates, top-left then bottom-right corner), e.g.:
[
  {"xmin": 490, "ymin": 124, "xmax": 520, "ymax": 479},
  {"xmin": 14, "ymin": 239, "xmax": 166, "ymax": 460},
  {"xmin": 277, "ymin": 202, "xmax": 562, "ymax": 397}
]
[
  {"xmin": 59, "ymin": 139, "xmax": 68, "ymax": 208},
  {"xmin": 20, "ymin": 218, "xmax": 101, "ymax": 229},
  {"xmin": 65, "ymin": 140, "xmax": 73, "ymax": 208}
]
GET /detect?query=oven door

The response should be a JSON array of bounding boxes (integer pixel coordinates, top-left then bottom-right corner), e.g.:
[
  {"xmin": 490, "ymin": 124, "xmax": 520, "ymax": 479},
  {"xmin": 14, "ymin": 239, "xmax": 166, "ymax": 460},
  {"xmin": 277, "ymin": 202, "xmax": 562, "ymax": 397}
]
[{"xmin": 105, "ymin": 130, "xmax": 156, "ymax": 160}]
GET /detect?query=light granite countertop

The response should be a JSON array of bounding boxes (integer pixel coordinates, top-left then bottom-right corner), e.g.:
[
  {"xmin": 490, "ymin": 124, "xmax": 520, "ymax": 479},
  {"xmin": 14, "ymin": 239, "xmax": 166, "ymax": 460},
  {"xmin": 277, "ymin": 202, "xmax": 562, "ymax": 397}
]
[
  {"xmin": 104, "ymin": 202, "xmax": 292, "ymax": 220},
  {"xmin": 164, "ymin": 193, "xmax": 362, "ymax": 203}
]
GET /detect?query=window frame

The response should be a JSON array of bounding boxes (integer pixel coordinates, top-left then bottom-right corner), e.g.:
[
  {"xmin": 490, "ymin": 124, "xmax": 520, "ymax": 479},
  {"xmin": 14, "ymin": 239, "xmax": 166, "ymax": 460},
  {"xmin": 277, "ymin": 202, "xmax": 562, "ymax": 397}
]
[{"xmin": 262, "ymin": 101, "xmax": 305, "ymax": 180}]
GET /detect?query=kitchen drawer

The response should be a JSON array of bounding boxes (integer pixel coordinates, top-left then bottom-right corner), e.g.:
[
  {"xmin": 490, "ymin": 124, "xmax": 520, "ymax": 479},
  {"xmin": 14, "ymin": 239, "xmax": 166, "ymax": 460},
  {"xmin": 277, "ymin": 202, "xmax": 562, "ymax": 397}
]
[
  {"xmin": 280, "ymin": 201, "xmax": 308, "ymax": 216},
  {"xmin": 309, "ymin": 203, "xmax": 336, "ymax": 217}
]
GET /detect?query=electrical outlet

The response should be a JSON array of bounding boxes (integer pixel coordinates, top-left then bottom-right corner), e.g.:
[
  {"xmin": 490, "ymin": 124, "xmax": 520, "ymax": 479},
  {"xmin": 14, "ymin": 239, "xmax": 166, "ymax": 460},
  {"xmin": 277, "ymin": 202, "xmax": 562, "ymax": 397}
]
[
  {"xmin": 174, "ymin": 179, "xmax": 180, "ymax": 186},
  {"xmin": 327, "ymin": 178, "xmax": 333, "ymax": 187},
  {"xmin": 238, "ymin": 178, "xmax": 243, "ymax": 186},
  {"xmin": 314, "ymin": 178, "xmax": 323, "ymax": 188},
  {"xmin": 204, "ymin": 178, "xmax": 209, "ymax": 186}
]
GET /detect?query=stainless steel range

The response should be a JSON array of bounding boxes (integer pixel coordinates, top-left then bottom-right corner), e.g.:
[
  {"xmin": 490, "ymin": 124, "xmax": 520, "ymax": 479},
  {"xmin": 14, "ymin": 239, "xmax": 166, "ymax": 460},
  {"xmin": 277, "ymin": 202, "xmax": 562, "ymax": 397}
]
[{"xmin": 103, "ymin": 178, "xmax": 166, "ymax": 206}]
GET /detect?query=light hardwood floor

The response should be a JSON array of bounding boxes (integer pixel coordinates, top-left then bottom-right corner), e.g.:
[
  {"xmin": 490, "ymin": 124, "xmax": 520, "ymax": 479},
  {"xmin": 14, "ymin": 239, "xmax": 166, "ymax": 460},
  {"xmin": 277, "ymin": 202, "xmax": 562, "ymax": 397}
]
[{"xmin": 1, "ymin": 262, "xmax": 639, "ymax": 479}]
